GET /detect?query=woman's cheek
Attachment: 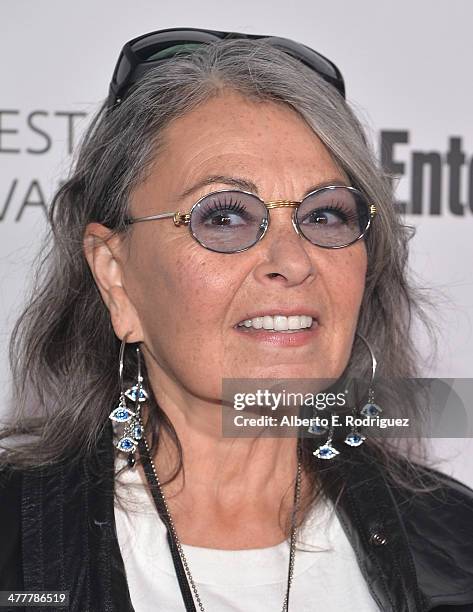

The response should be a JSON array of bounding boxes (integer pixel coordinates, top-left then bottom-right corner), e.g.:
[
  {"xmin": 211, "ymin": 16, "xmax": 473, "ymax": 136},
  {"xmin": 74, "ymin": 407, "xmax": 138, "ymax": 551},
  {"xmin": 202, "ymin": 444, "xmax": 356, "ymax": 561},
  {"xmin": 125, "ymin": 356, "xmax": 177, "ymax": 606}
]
[{"xmin": 146, "ymin": 258, "xmax": 231, "ymax": 366}]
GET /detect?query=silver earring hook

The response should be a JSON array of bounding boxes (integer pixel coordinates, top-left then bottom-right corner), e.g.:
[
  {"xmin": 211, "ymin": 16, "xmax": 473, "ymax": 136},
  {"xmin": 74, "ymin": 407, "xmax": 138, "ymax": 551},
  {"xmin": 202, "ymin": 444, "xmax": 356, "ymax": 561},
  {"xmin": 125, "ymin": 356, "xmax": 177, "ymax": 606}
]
[
  {"xmin": 119, "ymin": 338, "xmax": 126, "ymax": 394},
  {"xmin": 119, "ymin": 333, "xmax": 132, "ymax": 395},
  {"xmin": 136, "ymin": 345, "xmax": 143, "ymax": 383},
  {"xmin": 356, "ymin": 332, "xmax": 377, "ymax": 385}
]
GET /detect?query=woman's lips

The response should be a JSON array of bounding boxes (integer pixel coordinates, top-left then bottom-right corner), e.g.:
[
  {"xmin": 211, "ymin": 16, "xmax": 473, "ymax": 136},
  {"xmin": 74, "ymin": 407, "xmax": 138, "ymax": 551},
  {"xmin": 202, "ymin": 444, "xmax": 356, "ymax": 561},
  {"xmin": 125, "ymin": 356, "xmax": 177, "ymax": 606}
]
[{"xmin": 233, "ymin": 321, "xmax": 319, "ymax": 346}]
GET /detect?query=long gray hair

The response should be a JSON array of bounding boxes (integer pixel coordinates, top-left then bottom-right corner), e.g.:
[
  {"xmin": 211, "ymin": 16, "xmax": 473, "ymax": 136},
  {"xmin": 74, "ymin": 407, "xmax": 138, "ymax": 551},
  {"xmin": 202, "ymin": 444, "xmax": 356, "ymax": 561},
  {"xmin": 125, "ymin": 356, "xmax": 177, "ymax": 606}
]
[{"xmin": 1, "ymin": 39, "xmax": 441, "ymax": 513}]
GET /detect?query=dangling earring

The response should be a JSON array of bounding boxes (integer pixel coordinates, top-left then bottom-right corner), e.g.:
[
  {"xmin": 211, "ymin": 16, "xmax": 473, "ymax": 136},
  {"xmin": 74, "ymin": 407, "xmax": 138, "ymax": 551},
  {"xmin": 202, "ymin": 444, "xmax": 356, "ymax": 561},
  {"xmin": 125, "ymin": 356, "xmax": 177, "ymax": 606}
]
[
  {"xmin": 343, "ymin": 332, "xmax": 381, "ymax": 447},
  {"xmin": 308, "ymin": 404, "xmax": 339, "ymax": 458},
  {"xmin": 108, "ymin": 337, "xmax": 148, "ymax": 468},
  {"xmin": 312, "ymin": 332, "xmax": 380, "ymax": 459},
  {"xmin": 313, "ymin": 424, "xmax": 339, "ymax": 459}
]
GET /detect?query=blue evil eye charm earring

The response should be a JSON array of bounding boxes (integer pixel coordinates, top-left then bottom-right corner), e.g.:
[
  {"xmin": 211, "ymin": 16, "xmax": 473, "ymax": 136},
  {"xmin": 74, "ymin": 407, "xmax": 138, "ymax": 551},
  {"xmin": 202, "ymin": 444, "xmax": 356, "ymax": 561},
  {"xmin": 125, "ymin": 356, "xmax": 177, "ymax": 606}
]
[
  {"xmin": 344, "ymin": 333, "xmax": 379, "ymax": 447},
  {"xmin": 313, "ymin": 425, "xmax": 339, "ymax": 460},
  {"xmin": 344, "ymin": 412, "xmax": 366, "ymax": 447},
  {"xmin": 308, "ymin": 410, "xmax": 333, "ymax": 456},
  {"xmin": 109, "ymin": 337, "xmax": 148, "ymax": 468},
  {"xmin": 343, "ymin": 386, "xmax": 365, "ymax": 447},
  {"xmin": 308, "ymin": 420, "xmax": 328, "ymax": 436}
]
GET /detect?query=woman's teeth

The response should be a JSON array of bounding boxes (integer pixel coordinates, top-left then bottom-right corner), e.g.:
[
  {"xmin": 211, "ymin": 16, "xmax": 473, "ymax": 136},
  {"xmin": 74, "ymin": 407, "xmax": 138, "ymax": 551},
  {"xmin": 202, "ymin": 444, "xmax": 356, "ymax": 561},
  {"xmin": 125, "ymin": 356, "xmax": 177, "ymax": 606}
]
[{"xmin": 236, "ymin": 315, "xmax": 314, "ymax": 332}]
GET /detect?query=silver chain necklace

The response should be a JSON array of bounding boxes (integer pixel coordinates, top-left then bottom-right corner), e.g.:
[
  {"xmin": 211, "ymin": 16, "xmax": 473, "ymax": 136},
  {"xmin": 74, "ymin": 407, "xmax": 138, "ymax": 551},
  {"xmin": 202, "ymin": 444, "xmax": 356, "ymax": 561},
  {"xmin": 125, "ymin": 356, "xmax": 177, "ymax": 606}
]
[{"xmin": 140, "ymin": 433, "xmax": 303, "ymax": 612}]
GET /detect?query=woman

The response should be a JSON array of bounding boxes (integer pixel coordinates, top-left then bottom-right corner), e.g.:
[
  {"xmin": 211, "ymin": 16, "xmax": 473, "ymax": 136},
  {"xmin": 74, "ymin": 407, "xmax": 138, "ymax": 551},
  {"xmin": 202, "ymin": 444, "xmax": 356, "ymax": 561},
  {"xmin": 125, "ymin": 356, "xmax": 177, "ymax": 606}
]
[{"xmin": 1, "ymin": 27, "xmax": 472, "ymax": 612}]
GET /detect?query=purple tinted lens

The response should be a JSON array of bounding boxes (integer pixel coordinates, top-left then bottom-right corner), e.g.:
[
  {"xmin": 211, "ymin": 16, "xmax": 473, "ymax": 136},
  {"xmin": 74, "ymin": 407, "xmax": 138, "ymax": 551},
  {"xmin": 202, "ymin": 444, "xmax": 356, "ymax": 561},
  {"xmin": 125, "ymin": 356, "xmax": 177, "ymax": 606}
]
[
  {"xmin": 190, "ymin": 191, "xmax": 267, "ymax": 253},
  {"xmin": 296, "ymin": 187, "xmax": 369, "ymax": 247}
]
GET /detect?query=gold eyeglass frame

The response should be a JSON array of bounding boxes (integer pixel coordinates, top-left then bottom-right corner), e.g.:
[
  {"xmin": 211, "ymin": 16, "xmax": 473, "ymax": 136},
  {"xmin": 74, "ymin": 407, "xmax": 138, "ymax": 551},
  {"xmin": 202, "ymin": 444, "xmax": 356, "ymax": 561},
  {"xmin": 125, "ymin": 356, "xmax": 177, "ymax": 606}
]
[{"xmin": 124, "ymin": 185, "xmax": 377, "ymax": 254}]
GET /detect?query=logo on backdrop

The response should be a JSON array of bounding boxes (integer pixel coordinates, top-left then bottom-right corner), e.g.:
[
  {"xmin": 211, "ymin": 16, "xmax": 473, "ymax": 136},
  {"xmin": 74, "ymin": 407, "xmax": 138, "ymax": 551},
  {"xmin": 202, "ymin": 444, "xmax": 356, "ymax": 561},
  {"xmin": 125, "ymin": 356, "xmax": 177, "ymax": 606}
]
[
  {"xmin": 380, "ymin": 131, "xmax": 472, "ymax": 216},
  {"xmin": 0, "ymin": 110, "xmax": 472, "ymax": 222},
  {"xmin": 0, "ymin": 108, "xmax": 87, "ymax": 222}
]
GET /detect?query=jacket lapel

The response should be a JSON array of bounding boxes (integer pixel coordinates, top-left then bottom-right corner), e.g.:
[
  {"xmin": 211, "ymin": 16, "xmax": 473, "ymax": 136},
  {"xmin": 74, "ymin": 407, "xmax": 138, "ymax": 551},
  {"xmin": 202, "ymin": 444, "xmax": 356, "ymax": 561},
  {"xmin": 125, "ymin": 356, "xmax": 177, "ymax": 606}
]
[
  {"xmin": 318, "ymin": 444, "xmax": 425, "ymax": 611},
  {"xmin": 21, "ymin": 421, "xmax": 134, "ymax": 611}
]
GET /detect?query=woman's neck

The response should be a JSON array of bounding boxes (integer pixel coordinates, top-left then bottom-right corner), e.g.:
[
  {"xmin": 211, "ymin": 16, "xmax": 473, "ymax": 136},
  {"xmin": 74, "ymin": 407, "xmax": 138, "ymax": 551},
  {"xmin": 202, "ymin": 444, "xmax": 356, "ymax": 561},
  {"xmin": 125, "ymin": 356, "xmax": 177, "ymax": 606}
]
[{"xmin": 135, "ymin": 398, "xmax": 309, "ymax": 549}]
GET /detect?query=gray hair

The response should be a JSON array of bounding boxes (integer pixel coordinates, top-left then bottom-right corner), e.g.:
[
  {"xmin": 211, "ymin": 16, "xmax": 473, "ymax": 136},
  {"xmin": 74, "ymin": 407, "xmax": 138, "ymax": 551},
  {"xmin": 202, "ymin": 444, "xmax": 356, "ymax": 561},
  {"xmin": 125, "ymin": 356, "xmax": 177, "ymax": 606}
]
[{"xmin": 1, "ymin": 39, "xmax": 441, "ymax": 515}]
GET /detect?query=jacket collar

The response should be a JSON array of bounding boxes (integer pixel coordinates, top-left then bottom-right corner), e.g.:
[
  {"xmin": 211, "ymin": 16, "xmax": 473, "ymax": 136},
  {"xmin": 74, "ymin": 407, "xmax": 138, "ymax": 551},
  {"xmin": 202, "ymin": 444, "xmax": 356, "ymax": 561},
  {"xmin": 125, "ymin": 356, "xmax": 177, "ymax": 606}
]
[{"xmin": 21, "ymin": 420, "xmax": 473, "ymax": 611}]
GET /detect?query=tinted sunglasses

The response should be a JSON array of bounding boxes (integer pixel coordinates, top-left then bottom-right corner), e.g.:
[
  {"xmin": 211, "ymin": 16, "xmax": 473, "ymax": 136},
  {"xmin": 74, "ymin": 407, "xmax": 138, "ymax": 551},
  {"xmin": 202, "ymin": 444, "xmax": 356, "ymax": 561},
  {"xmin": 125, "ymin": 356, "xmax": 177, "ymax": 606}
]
[{"xmin": 107, "ymin": 26, "xmax": 346, "ymax": 109}]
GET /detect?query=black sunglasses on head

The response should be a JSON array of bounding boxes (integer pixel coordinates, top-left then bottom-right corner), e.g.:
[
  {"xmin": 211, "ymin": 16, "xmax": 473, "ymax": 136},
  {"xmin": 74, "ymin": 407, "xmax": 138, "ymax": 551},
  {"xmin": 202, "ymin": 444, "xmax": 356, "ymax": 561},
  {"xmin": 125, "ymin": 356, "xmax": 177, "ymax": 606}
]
[{"xmin": 107, "ymin": 26, "xmax": 346, "ymax": 109}]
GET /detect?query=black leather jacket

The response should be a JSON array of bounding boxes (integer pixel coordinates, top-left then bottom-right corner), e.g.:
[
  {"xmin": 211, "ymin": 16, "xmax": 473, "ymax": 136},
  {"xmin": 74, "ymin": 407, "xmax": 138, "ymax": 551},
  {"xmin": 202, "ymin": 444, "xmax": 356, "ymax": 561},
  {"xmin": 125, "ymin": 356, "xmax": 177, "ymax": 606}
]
[{"xmin": 1, "ymin": 421, "xmax": 473, "ymax": 612}]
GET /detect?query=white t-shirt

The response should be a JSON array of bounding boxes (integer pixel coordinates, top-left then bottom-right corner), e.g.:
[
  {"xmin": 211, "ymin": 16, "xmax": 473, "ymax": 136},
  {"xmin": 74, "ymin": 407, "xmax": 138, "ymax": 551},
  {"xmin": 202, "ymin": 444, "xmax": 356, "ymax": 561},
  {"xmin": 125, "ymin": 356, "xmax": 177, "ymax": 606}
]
[{"xmin": 114, "ymin": 453, "xmax": 380, "ymax": 611}]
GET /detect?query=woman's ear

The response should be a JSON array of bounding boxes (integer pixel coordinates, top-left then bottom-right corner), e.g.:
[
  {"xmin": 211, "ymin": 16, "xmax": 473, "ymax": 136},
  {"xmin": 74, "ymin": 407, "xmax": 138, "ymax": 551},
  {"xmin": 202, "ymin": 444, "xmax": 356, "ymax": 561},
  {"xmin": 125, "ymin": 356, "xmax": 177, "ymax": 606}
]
[{"xmin": 83, "ymin": 223, "xmax": 144, "ymax": 343}]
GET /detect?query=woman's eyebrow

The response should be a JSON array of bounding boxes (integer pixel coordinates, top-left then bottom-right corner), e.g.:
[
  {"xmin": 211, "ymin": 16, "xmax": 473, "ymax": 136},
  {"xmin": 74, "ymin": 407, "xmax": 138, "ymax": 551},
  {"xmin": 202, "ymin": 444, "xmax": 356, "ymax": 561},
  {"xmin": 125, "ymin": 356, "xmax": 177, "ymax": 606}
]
[
  {"xmin": 176, "ymin": 175, "xmax": 350, "ymax": 201},
  {"xmin": 302, "ymin": 179, "xmax": 351, "ymax": 196},
  {"xmin": 176, "ymin": 175, "xmax": 259, "ymax": 200}
]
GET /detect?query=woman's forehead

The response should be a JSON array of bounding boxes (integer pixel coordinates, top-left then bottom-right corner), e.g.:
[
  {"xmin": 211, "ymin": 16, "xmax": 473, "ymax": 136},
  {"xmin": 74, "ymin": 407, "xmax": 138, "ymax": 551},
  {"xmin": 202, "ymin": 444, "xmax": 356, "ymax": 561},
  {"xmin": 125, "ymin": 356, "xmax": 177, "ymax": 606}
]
[
  {"xmin": 159, "ymin": 91, "xmax": 330, "ymax": 157},
  {"xmin": 133, "ymin": 93, "xmax": 347, "ymax": 210}
]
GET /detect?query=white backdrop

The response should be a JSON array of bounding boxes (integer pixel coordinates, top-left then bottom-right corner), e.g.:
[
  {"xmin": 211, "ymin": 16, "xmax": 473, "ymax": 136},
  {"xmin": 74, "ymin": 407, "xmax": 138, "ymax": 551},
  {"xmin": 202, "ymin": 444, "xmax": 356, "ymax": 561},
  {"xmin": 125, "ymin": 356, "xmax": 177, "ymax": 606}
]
[{"xmin": 1, "ymin": 0, "xmax": 472, "ymax": 485}]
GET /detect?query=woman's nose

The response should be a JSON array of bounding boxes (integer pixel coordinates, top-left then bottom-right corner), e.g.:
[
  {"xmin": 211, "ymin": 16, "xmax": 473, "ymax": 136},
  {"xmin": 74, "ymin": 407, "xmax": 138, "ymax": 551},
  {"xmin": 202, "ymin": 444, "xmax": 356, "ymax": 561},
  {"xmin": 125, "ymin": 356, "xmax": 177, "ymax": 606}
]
[{"xmin": 252, "ymin": 208, "xmax": 317, "ymax": 286}]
